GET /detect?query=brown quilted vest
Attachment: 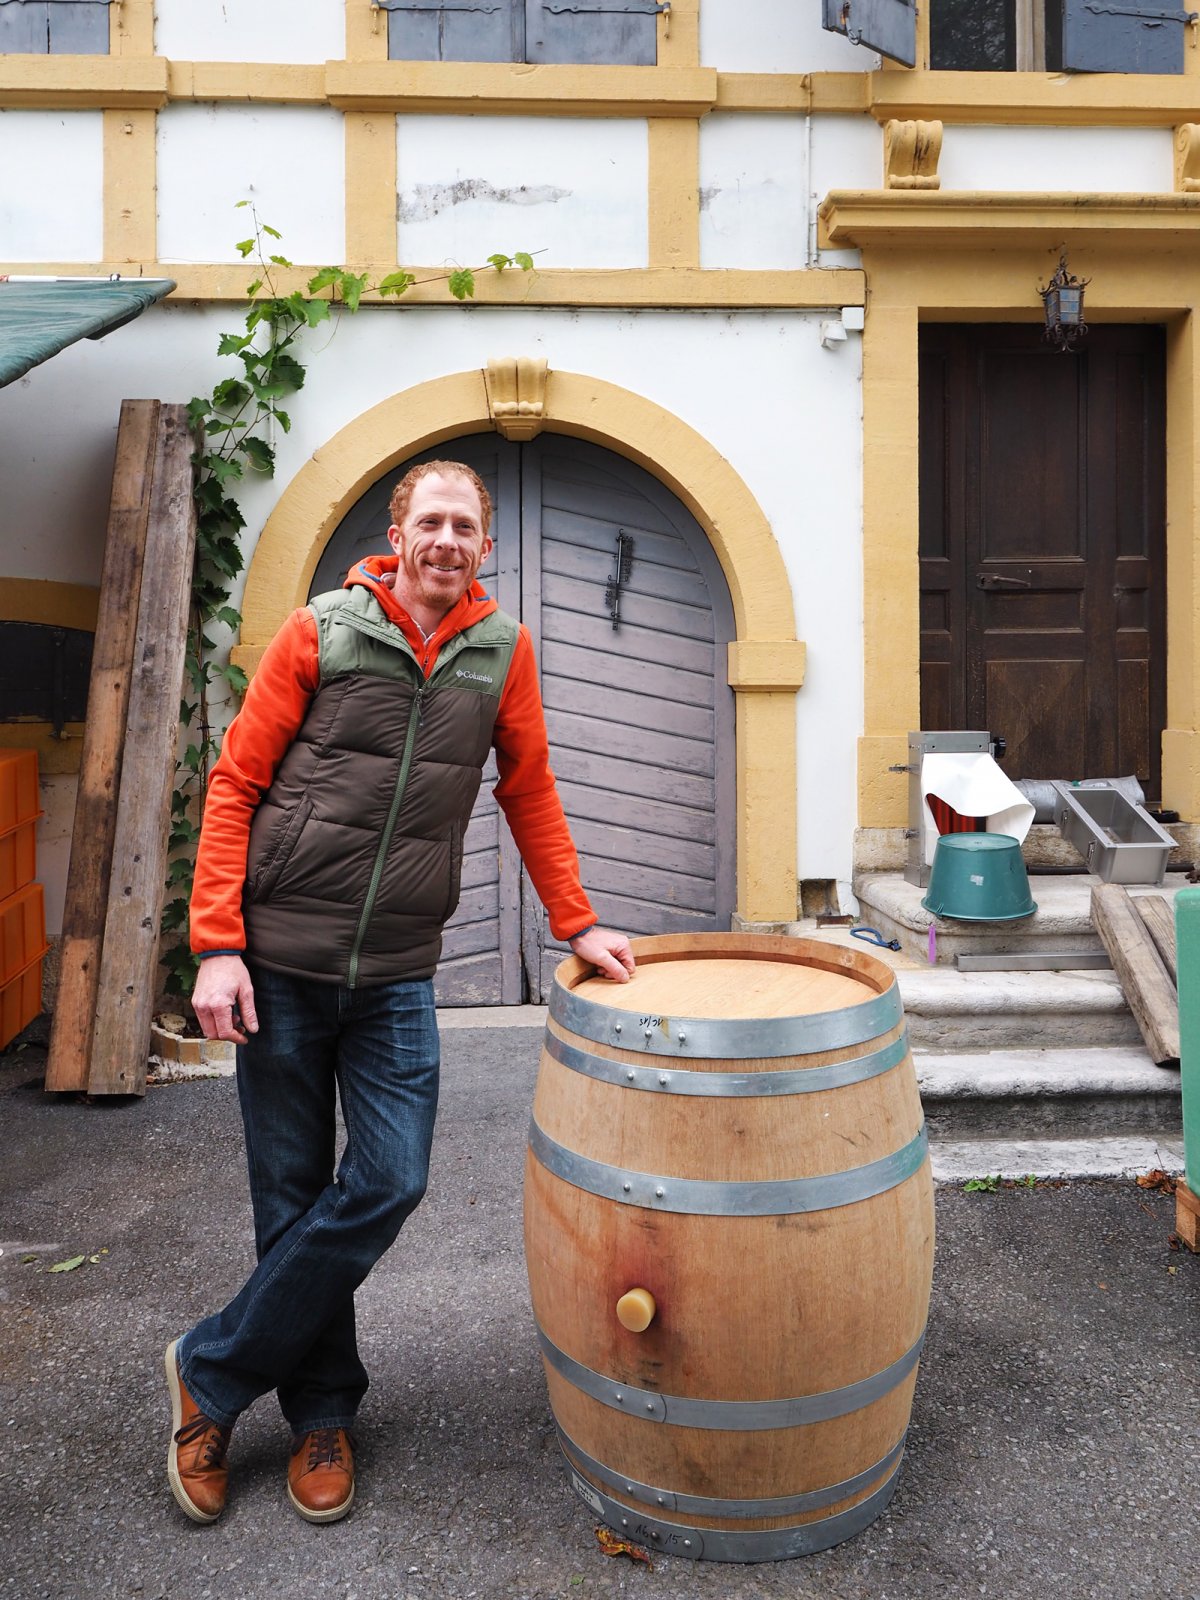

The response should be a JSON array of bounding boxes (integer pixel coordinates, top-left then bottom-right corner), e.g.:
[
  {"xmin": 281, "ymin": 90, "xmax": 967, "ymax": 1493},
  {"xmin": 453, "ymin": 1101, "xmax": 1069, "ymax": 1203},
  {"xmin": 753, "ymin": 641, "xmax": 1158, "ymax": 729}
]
[{"xmin": 242, "ymin": 585, "xmax": 519, "ymax": 986}]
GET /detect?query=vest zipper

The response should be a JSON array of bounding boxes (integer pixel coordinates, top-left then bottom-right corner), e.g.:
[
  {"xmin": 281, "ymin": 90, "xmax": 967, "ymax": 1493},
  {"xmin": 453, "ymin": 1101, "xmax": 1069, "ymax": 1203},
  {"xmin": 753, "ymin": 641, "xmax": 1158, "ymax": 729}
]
[
  {"xmin": 342, "ymin": 631, "xmax": 512, "ymax": 987},
  {"xmin": 346, "ymin": 682, "xmax": 425, "ymax": 988}
]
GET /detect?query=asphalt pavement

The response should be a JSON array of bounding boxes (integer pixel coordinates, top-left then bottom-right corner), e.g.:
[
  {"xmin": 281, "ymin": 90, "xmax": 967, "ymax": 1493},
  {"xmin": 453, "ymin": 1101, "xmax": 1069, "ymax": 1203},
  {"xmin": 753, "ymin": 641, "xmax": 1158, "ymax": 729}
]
[{"xmin": 2, "ymin": 1024, "xmax": 1198, "ymax": 1600}]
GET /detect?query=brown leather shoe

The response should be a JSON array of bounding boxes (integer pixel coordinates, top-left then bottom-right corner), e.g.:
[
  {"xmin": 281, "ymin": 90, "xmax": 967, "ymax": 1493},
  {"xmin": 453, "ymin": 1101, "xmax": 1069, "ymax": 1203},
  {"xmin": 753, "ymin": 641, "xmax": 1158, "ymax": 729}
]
[
  {"xmin": 287, "ymin": 1427, "xmax": 356, "ymax": 1523},
  {"xmin": 164, "ymin": 1339, "xmax": 232, "ymax": 1523}
]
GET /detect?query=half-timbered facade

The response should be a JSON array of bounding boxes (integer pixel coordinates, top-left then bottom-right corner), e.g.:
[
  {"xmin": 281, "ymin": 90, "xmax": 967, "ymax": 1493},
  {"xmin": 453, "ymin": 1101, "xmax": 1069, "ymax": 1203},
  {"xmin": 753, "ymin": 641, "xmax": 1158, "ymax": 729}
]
[{"xmin": 1, "ymin": 0, "xmax": 1198, "ymax": 998}]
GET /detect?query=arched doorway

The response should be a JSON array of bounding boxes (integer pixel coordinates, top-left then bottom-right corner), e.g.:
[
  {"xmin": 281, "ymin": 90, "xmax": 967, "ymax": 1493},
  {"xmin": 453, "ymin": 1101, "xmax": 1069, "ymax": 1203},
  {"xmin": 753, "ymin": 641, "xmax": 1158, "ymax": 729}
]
[{"xmin": 311, "ymin": 433, "xmax": 737, "ymax": 1005}]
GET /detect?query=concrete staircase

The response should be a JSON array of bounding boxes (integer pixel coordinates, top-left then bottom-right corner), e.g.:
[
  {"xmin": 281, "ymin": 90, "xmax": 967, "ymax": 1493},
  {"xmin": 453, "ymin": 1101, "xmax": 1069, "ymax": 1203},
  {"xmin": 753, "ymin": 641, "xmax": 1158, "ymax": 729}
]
[{"xmin": 851, "ymin": 870, "xmax": 1188, "ymax": 1179}]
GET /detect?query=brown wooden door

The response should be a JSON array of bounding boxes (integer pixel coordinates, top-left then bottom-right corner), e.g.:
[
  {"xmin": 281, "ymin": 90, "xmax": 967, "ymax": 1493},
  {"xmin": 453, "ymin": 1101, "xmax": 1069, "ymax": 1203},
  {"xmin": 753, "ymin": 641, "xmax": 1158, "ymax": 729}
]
[{"xmin": 919, "ymin": 324, "xmax": 1166, "ymax": 798}]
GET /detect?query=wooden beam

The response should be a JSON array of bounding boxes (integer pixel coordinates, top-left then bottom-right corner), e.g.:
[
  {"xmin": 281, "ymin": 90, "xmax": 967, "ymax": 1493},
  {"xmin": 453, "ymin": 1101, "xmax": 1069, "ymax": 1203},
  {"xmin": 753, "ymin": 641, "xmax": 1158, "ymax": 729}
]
[
  {"xmin": 87, "ymin": 406, "xmax": 198, "ymax": 1097},
  {"xmin": 1136, "ymin": 894, "xmax": 1178, "ymax": 986},
  {"xmin": 1091, "ymin": 883, "xmax": 1180, "ymax": 1068},
  {"xmin": 45, "ymin": 400, "xmax": 159, "ymax": 1094},
  {"xmin": 324, "ymin": 59, "xmax": 717, "ymax": 116},
  {"xmin": 1177, "ymin": 1179, "xmax": 1200, "ymax": 1252}
]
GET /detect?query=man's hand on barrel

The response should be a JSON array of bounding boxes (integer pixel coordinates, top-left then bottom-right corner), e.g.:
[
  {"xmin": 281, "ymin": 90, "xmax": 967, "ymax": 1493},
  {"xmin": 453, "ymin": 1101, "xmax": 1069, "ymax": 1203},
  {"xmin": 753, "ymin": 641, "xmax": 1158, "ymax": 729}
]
[{"xmin": 568, "ymin": 925, "xmax": 636, "ymax": 983}]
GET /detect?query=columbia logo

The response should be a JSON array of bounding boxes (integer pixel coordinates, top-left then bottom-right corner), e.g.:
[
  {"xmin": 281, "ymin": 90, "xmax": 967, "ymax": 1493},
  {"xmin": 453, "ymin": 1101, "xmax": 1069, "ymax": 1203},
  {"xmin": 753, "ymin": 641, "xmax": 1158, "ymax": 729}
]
[{"xmin": 455, "ymin": 669, "xmax": 493, "ymax": 685}]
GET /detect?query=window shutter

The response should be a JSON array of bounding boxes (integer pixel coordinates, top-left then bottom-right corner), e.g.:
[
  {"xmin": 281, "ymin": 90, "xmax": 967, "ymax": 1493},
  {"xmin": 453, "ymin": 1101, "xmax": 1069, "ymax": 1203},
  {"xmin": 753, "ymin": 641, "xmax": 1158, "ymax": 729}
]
[
  {"xmin": 1062, "ymin": 0, "xmax": 1195, "ymax": 72},
  {"xmin": 821, "ymin": 0, "xmax": 917, "ymax": 66},
  {"xmin": 526, "ymin": 0, "xmax": 663, "ymax": 65},
  {"xmin": 0, "ymin": 0, "xmax": 109, "ymax": 55},
  {"xmin": 382, "ymin": 0, "xmax": 520, "ymax": 63}
]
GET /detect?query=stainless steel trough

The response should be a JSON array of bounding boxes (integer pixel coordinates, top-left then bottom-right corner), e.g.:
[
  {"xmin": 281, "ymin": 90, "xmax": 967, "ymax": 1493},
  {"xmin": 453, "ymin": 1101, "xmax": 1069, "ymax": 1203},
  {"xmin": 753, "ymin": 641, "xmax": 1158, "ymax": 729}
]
[{"xmin": 1051, "ymin": 780, "xmax": 1175, "ymax": 885}]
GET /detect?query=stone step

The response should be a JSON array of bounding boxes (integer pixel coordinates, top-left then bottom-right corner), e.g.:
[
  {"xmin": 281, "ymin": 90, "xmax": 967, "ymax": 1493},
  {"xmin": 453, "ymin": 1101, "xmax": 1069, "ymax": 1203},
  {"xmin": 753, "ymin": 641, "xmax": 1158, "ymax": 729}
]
[
  {"xmin": 914, "ymin": 1045, "xmax": 1180, "ymax": 1143},
  {"xmin": 929, "ymin": 1134, "xmax": 1185, "ymax": 1183},
  {"xmin": 439, "ymin": 1014, "xmax": 1187, "ymax": 1181},
  {"xmin": 854, "ymin": 869, "xmax": 1189, "ymax": 966},
  {"xmin": 896, "ymin": 966, "xmax": 1142, "ymax": 1050}
]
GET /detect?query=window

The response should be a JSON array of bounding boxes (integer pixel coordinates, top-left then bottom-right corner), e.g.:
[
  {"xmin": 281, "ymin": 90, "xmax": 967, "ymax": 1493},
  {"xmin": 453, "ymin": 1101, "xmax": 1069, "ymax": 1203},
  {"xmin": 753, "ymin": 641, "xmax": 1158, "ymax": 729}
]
[
  {"xmin": 379, "ymin": 0, "xmax": 667, "ymax": 66},
  {"xmin": 823, "ymin": 0, "xmax": 1196, "ymax": 75},
  {"xmin": 0, "ymin": 0, "xmax": 111, "ymax": 55},
  {"xmin": 931, "ymin": 1, "xmax": 1063, "ymax": 72}
]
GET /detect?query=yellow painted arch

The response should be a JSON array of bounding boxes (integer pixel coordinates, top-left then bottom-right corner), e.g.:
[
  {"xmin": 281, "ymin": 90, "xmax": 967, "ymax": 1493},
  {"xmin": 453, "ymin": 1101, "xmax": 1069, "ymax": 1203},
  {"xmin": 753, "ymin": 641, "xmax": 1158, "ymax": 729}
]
[{"xmin": 234, "ymin": 368, "xmax": 805, "ymax": 921}]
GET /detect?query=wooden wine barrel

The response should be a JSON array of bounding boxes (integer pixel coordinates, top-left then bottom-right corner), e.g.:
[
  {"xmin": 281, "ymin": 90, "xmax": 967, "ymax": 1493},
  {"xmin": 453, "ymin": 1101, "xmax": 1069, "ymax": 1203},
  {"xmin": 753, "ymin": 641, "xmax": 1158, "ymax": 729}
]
[{"xmin": 524, "ymin": 932, "xmax": 934, "ymax": 1564}]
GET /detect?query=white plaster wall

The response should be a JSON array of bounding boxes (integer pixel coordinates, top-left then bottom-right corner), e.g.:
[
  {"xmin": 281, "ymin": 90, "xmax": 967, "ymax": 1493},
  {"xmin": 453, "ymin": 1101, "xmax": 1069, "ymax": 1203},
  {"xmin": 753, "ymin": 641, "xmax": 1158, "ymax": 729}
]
[
  {"xmin": 37, "ymin": 777, "xmax": 75, "ymax": 937},
  {"xmin": 810, "ymin": 111, "xmax": 881, "ymax": 266},
  {"xmin": 157, "ymin": 105, "xmax": 345, "ymax": 264},
  {"xmin": 0, "ymin": 112, "xmax": 104, "ymax": 262},
  {"xmin": 0, "ymin": 303, "xmax": 865, "ymax": 889},
  {"xmin": 938, "ymin": 126, "xmax": 1175, "ymax": 194},
  {"xmin": 701, "ymin": 0, "xmax": 880, "ymax": 71},
  {"xmin": 396, "ymin": 117, "xmax": 648, "ymax": 269},
  {"xmin": 153, "ymin": 0, "xmax": 345, "ymax": 63},
  {"xmin": 0, "ymin": 309, "xmax": 224, "ymax": 584},
  {"xmin": 699, "ymin": 115, "xmax": 809, "ymax": 270}
]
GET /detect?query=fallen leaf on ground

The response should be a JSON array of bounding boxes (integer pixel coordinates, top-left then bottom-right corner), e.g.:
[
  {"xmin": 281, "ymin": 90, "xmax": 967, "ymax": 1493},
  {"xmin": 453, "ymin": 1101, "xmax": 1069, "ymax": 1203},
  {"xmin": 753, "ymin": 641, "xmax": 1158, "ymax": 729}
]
[
  {"xmin": 47, "ymin": 1255, "xmax": 86, "ymax": 1274},
  {"xmin": 1137, "ymin": 1170, "xmax": 1176, "ymax": 1195},
  {"xmin": 595, "ymin": 1527, "xmax": 653, "ymax": 1569}
]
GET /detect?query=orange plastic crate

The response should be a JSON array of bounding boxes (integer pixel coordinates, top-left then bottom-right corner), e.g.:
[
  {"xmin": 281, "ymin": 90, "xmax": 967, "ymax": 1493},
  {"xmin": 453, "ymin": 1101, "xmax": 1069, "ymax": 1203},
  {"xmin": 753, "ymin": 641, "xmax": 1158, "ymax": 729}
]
[
  {"xmin": 0, "ymin": 748, "xmax": 39, "ymax": 834},
  {"xmin": 0, "ymin": 954, "xmax": 43, "ymax": 1050},
  {"xmin": 0, "ymin": 817, "xmax": 37, "ymax": 901},
  {"xmin": 0, "ymin": 882, "xmax": 48, "ymax": 988}
]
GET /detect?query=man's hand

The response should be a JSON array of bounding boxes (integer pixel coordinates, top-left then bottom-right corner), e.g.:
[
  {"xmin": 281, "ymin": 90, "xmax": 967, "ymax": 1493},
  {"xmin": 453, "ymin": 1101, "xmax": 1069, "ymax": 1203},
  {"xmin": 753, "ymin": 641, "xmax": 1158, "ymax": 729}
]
[
  {"xmin": 192, "ymin": 954, "xmax": 259, "ymax": 1044},
  {"xmin": 568, "ymin": 926, "xmax": 635, "ymax": 983}
]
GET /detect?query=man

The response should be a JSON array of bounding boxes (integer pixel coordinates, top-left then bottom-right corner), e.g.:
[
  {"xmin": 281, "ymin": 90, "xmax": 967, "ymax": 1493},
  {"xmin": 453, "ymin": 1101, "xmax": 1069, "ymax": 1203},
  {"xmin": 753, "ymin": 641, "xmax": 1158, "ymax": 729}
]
[{"xmin": 167, "ymin": 460, "xmax": 634, "ymax": 1526}]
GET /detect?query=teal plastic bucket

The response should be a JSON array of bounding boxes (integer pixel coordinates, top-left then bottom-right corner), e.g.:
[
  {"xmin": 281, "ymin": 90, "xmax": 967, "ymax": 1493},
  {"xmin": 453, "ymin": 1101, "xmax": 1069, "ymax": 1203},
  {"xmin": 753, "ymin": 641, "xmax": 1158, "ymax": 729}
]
[{"xmin": 921, "ymin": 833, "xmax": 1037, "ymax": 922}]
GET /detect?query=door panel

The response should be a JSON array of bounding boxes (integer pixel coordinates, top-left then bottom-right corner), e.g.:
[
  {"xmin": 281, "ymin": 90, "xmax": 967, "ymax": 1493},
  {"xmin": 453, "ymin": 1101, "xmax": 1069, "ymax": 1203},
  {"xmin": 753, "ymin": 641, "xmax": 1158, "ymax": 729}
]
[
  {"xmin": 313, "ymin": 432, "xmax": 735, "ymax": 1003},
  {"xmin": 920, "ymin": 324, "xmax": 1166, "ymax": 797},
  {"xmin": 526, "ymin": 437, "xmax": 735, "ymax": 1000}
]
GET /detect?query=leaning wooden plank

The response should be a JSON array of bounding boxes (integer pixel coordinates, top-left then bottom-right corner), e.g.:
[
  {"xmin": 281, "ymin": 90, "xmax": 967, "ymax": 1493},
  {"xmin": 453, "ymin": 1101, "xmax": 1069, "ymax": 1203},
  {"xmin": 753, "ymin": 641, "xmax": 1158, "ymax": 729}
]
[
  {"xmin": 88, "ymin": 406, "xmax": 197, "ymax": 1096},
  {"xmin": 1135, "ymin": 894, "xmax": 1178, "ymax": 987},
  {"xmin": 45, "ymin": 400, "xmax": 160, "ymax": 1094},
  {"xmin": 1177, "ymin": 1180, "xmax": 1200, "ymax": 1254},
  {"xmin": 1090, "ymin": 883, "xmax": 1180, "ymax": 1067}
]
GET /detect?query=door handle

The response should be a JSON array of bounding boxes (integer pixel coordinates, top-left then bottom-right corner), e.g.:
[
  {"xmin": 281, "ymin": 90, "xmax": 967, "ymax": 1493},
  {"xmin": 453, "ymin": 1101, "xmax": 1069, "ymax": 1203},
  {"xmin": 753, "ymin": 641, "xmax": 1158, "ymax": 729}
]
[{"xmin": 976, "ymin": 572, "xmax": 1032, "ymax": 590}]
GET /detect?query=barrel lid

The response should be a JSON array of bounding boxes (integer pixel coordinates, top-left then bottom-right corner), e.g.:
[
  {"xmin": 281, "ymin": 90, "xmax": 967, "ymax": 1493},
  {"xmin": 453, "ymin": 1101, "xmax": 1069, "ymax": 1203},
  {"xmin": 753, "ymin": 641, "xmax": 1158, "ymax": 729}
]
[{"xmin": 553, "ymin": 933, "xmax": 901, "ymax": 1059}]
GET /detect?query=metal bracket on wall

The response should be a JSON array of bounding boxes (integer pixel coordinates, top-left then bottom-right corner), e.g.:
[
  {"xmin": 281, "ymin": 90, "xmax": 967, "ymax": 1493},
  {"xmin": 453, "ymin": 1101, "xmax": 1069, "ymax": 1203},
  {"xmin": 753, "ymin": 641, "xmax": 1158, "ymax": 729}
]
[{"xmin": 604, "ymin": 530, "xmax": 634, "ymax": 631}]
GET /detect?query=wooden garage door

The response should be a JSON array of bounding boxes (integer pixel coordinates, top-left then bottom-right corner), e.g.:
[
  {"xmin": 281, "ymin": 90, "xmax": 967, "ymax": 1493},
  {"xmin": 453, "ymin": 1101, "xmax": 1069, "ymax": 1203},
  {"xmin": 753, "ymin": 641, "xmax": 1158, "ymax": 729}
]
[{"xmin": 310, "ymin": 433, "xmax": 736, "ymax": 1004}]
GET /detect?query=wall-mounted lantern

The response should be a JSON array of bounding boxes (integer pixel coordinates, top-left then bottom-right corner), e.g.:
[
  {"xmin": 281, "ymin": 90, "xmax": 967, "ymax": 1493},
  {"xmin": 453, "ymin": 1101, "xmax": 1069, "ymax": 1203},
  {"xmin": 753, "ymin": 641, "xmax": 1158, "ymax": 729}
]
[{"xmin": 1039, "ymin": 254, "xmax": 1090, "ymax": 353}]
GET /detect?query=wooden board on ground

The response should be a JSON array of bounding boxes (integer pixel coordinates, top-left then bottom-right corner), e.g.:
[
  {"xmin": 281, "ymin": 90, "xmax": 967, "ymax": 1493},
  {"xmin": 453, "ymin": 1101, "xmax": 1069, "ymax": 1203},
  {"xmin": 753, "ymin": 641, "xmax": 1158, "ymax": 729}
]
[
  {"xmin": 45, "ymin": 400, "xmax": 160, "ymax": 1094},
  {"xmin": 1136, "ymin": 893, "xmax": 1178, "ymax": 986},
  {"xmin": 88, "ymin": 405, "xmax": 198, "ymax": 1096},
  {"xmin": 1090, "ymin": 883, "xmax": 1180, "ymax": 1067},
  {"xmin": 1177, "ymin": 1180, "xmax": 1200, "ymax": 1253}
]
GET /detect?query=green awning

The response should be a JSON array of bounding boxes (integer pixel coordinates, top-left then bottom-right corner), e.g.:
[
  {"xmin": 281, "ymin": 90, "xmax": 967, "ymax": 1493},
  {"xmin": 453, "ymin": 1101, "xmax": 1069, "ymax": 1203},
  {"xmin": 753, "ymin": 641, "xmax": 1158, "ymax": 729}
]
[{"xmin": 0, "ymin": 278, "xmax": 176, "ymax": 388}]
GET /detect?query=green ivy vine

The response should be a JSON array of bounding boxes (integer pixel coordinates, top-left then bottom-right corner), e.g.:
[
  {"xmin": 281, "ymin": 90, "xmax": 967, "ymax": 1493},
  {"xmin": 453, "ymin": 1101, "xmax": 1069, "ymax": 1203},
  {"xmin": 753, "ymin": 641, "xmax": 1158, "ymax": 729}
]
[{"xmin": 160, "ymin": 208, "xmax": 534, "ymax": 998}]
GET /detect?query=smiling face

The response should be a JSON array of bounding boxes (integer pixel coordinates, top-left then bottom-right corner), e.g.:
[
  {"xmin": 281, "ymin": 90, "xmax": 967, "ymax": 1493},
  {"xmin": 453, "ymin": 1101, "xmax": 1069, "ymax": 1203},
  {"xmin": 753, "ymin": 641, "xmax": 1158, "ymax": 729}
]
[{"xmin": 387, "ymin": 471, "xmax": 494, "ymax": 631}]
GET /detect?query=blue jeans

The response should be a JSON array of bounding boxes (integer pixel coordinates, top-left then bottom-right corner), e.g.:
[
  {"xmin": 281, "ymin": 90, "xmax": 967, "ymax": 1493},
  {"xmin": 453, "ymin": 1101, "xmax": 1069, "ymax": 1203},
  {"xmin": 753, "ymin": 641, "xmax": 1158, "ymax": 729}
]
[{"xmin": 177, "ymin": 965, "xmax": 440, "ymax": 1433}]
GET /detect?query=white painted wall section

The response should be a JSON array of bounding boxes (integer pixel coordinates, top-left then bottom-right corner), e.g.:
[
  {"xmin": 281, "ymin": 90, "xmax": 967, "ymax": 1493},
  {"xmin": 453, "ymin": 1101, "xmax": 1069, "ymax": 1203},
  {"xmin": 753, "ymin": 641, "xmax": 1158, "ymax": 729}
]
[
  {"xmin": 157, "ymin": 106, "xmax": 345, "ymax": 265},
  {"xmin": 0, "ymin": 308, "xmax": 224, "ymax": 584},
  {"xmin": 0, "ymin": 112, "xmax": 103, "ymax": 262},
  {"xmin": 699, "ymin": 115, "xmax": 809, "ymax": 270},
  {"xmin": 396, "ymin": 117, "xmax": 648, "ymax": 269},
  {"xmin": 153, "ymin": 0, "xmax": 345, "ymax": 63},
  {"xmin": 701, "ymin": 0, "xmax": 880, "ymax": 70},
  {"xmin": 811, "ymin": 112, "xmax": 881, "ymax": 266},
  {"xmin": 0, "ymin": 305, "xmax": 865, "ymax": 891},
  {"xmin": 938, "ymin": 126, "xmax": 1175, "ymax": 194}
]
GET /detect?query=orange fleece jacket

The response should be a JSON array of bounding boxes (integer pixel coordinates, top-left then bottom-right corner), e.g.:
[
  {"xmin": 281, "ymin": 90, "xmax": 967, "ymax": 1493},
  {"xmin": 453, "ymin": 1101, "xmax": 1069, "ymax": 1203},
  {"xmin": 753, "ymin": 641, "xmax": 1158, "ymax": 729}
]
[{"xmin": 189, "ymin": 557, "xmax": 596, "ymax": 957}]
